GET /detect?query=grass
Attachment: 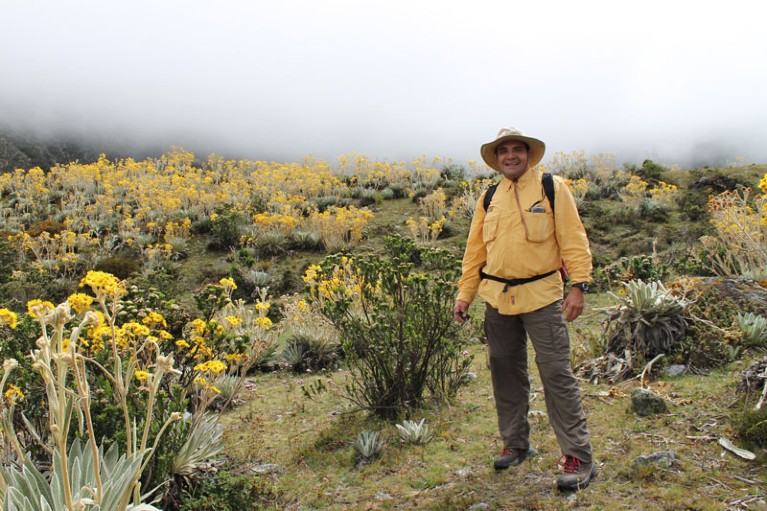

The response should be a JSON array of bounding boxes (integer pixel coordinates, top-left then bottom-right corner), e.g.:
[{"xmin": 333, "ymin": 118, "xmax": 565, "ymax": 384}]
[{"xmin": 217, "ymin": 294, "xmax": 767, "ymax": 510}]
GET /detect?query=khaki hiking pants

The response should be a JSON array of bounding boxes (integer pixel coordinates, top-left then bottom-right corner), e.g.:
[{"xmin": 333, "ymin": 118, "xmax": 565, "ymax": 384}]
[{"xmin": 485, "ymin": 301, "xmax": 593, "ymax": 463}]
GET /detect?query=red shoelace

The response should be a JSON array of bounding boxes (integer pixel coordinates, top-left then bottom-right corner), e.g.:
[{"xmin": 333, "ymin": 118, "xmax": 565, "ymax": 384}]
[{"xmin": 558, "ymin": 454, "xmax": 581, "ymax": 473}]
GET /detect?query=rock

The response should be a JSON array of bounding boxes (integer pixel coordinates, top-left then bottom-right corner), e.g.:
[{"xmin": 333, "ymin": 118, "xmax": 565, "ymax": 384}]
[
  {"xmin": 663, "ymin": 364, "xmax": 687, "ymax": 377},
  {"xmin": 455, "ymin": 467, "xmax": 472, "ymax": 478},
  {"xmin": 466, "ymin": 504, "xmax": 490, "ymax": 511},
  {"xmin": 250, "ymin": 463, "xmax": 283, "ymax": 475},
  {"xmin": 631, "ymin": 450, "xmax": 677, "ymax": 469},
  {"xmin": 631, "ymin": 387, "xmax": 668, "ymax": 416}
]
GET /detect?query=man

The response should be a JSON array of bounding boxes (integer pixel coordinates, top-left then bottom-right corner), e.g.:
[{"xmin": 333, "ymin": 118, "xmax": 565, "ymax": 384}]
[{"xmin": 453, "ymin": 127, "xmax": 596, "ymax": 491}]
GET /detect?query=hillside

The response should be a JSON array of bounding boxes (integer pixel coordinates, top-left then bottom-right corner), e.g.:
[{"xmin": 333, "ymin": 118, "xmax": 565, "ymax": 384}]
[{"xmin": 1, "ymin": 149, "xmax": 767, "ymax": 510}]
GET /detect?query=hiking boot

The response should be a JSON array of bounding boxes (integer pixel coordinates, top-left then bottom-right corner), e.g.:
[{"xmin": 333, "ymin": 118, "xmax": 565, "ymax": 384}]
[
  {"xmin": 493, "ymin": 447, "xmax": 536, "ymax": 470},
  {"xmin": 556, "ymin": 455, "xmax": 597, "ymax": 491}
]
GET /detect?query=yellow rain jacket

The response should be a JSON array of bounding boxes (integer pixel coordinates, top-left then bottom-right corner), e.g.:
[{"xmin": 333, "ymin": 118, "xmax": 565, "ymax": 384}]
[{"xmin": 457, "ymin": 168, "xmax": 592, "ymax": 315}]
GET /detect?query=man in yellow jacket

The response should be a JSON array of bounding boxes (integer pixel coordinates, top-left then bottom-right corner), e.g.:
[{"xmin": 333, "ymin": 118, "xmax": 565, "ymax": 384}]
[{"xmin": 453, "ymin": 127, "xmax": 596, "ymax": 491}]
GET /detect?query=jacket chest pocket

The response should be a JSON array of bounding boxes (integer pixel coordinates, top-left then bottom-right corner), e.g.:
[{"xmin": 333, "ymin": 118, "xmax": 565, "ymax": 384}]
[
  {"xmin": 482, "ymin": 216, "xmax": 498, "ymax": 243},
  {"xmin": 522, "ymin": 210, "xmax": 554, "ymax": 242}
]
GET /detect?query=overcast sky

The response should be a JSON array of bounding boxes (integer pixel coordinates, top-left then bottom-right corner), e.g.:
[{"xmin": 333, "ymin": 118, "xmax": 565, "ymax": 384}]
[{"xmin": 1, "ymin": 0, "xmax": 765, "ymax": 168}]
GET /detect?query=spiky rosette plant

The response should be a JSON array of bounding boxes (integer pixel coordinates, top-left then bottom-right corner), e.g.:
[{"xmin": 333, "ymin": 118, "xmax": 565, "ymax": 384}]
[{"xmin": 600, "ymin": 279, "xmax": 689, "ymax": 381}]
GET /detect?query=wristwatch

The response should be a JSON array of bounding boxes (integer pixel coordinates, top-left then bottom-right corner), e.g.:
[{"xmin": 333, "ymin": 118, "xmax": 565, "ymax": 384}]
[{"xmin": 572, "ymin": 282, "xmax": 589, "ymax": 293}]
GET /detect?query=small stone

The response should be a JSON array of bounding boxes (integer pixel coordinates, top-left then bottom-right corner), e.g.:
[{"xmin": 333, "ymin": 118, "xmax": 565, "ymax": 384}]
[
  {"xmin": 250, "ymin": 463, "xmax": 283, "ymax": 475},
  {"xmin": 631, "ymin": 387, "xmax": 668, "ymax": 416},
  {"xmin": 467, "ymin": 503, "xmax": 490, "ymax": 511},
  {"xmin": 631, "ymin": 450, "xmax": 677, "ymax": 469},
  {"xmin": 663, "ymin": 364, "xmax": 687, "ymax": 377},
  {"xmin": 455, "ymin": 467, "xmax": 472, "ymax": 478}
]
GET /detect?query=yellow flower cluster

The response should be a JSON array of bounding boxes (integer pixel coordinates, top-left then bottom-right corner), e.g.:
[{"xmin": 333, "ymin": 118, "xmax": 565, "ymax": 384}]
[
  {"xmin": 27, "ymin": 299, "xmax": 55, "ymax": 319},
  {"xmin": 193, "ymin": 360, "xmax": 227, "ymax": 374},
  {"xmin": 80, "ymin": 271, "xmax": 124, "ymax": 300},
  {"xmin": 224, "ymin": 315, "xmax": 243, "ymax": 327},
  {"xmin": 142, "ymin": 311, "xmax": 168, "ymax": 328},
  {"xmin": 0, "ymin": 308, "xmax": 18, "ymax": 328},
  {"xmin": 255, "ymin": 317, "xmax": 273, "ymax": 330},
  {"xmin": 68, "ymin": 293, "xmax": 94, "ymax": 314},
  {"xmin": 304, "ymin": 258, "xmax": 363, "ymax": 301},
  {"xmin": 116, "ymin": 322, "xmax": 151, "ymax": 348},
  {"xmin": 569, "ymin": 178, "xmax": 590, "ymax": 199},
  {"xmin": 622, "ymin": 175, "xmax": 648, "ymax": 199},
  {"xmin": 219, "ymin": 277, "xmax": 237, "ymax": 290},
  {"xmin": 164, "ymin": 218, "xmax": 192, "ymax": 240},
  {"xmin": 4, "ymin": 384, "xmax": 24, "ymax": 404}
]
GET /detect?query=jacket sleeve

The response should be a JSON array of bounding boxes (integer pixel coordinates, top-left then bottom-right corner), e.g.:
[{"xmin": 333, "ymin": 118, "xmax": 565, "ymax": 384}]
[
  {"xmin": 456, "ymin": 191, "xmax": 488, "ymax": 303},
  {"xmin": 553, "ymin": 177, "xmax": 592, "ymax": 284}
]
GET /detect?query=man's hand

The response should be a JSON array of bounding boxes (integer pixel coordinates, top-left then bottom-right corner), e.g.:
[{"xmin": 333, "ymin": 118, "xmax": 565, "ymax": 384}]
[
  {"xmin": 561, "ymin": 288, "xmax": 585, "ymax": 322},
  {"xmin": 453, "ymin": 300, "xmax": 471, "ymax": 324}
]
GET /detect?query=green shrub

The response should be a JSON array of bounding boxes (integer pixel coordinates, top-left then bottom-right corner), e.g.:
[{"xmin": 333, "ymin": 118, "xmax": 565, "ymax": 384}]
[
  {"xmin": 95, "ymin": 255, "xmax": 143, "ymax": 280},
  {"xmin": 190, "ymin": 218, "xmax": 214, "ymax": 235},
  {"xmin": 386, "ymin": 183, "xmax": 409, "ymax": 199},
  {"xmin": 440, "ymin": 164, "xmax": 466, "ymax": 183},
  {"xmin": 734, "ymin": 408, "xmax": 767, "ymax": 449},
  {"xmin": 207, "ymin": 210, "xmax": 242, "ymax": 251},
  {"xmin": 305, "ymin": 235, "xmax": 473, "ymax": 419},
  {"xmin": 594, "ymin": 254, "xmax": 671, "ymax": 290},
  {"xmin": 177, "ymin": 470, "xmax": 279, "ymax": 511}
]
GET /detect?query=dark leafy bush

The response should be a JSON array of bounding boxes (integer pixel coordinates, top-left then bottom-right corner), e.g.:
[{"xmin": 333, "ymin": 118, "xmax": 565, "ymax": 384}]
[
  {"xmin": 190, "ymin": 218, "xmax": 214, "ymax": 235},
  {"xmin": 207, "ymin": 210, "xmax": 242, "ymax": 251},
  {"xmin": 26, "ymin": 218, "xmax": 67, "ymax": 237},
  {"xmin": 176, "ymin": 469, "xmax": 280, "ymax": 511},
  {"xmin": 440, "ymin": 164, "xmax": 466, "ymax": 183},
  {"xmin": 95, "ymin": 255, "xmax": 143, "ymax": 280},
  {"xmin": 0, "ymin": 266, "xmax": 75, "ymax": 308},
  {"xmin": 624, "ymin": 159, "xmax": 667, "ymax": 185},
  {"xmin": 677, "ymin": 168, "xmax": 748, "ymax": 222},
  {"xmin": 593, "ymin": 254, "xmax": 671, "ymax": 290}
]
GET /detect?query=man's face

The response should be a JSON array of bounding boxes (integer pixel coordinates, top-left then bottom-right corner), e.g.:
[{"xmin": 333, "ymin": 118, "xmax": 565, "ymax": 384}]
[{"xmin": 495, "ymin": 140, "xmax": 529, "ymax": 180}]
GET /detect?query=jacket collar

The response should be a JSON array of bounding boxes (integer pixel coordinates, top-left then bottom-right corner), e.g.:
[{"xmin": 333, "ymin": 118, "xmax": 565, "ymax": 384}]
[{"xmin": 501, "ymin": 166, "xmax": 541, "ymax": 191}]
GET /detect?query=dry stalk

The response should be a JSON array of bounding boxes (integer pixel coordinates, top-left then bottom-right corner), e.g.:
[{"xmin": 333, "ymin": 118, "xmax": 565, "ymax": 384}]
[{"xmin": 640, "ymin": 353, "xmax": 665, "ymax": 388}]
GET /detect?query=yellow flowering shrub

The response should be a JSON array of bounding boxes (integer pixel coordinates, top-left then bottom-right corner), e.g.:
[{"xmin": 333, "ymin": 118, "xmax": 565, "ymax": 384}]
[
  {"xmin": 309, "ymin": 205, "xmax": 374, "ymax": 252},
  {"xmin": 700, "ymin": 185, "xmax": 767, "ymax": 277}
]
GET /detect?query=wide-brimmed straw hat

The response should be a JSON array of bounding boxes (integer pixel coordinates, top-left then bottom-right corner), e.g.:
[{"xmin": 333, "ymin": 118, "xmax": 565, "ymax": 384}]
[{"xmin": 480, "ymin": 127, "xmax": 546, "ymax": 172}]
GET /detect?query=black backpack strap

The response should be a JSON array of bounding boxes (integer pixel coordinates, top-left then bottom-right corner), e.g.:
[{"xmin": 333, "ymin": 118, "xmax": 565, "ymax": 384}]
[
  {"xmin": 482, "ymin": 183, "xmax": 498, "ymax": 211},
  {"xmin": 542, "ymin": 172, "xmax": 555, "ymax": 214},
  {"xmin": 484, "ymin": 174, "xmax": 555, "ymax": 212}
]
